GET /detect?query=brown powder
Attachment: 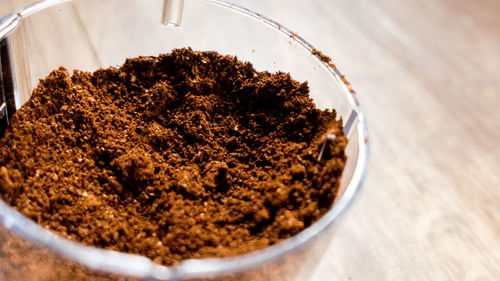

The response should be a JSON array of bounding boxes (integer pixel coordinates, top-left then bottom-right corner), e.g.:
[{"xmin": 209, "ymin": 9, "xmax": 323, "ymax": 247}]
[{"xmin": 0, "ymin": 47, "xmax": 346, "ymax": 266}]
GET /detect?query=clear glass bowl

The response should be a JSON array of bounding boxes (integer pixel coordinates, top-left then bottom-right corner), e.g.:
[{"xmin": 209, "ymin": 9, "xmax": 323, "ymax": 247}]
[{"xmin": 0, "ymin": 0, "xmax": 369, "ymax": 280}]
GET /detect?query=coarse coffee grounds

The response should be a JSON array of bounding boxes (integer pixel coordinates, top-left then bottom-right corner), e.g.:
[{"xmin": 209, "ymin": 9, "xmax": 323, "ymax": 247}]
[{"xmin": 0, "ymin": 47, "xmax": 346, "ymax": 266}]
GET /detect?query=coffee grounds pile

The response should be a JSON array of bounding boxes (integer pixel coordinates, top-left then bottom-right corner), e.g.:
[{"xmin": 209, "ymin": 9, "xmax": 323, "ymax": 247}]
[{"xmin": 0, "ymin": 48, "xmax": 346, "ymax": 266}]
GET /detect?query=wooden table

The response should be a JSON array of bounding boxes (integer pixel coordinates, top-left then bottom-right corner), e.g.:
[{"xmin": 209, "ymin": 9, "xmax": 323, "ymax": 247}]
[{"xmin": 1, "ymin": 0, "xmax": 499, "ymax": 280}]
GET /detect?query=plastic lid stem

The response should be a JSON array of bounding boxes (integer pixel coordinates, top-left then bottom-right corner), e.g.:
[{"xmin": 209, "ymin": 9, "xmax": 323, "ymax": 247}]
[{"xmin": 162, "ymin": 0, "xmax": 185, "ymax": 27}]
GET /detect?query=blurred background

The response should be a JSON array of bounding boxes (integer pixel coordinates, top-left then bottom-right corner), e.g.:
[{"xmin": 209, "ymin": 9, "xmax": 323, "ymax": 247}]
[{"xmin": 1, "ymin": 0, "xmax": 499, "ymax": 280}]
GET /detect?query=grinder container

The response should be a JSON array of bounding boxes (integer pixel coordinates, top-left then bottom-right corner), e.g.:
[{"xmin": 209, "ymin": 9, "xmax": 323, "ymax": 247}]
[{"xmin": 0, "ymin": 0, "xmax": 369, "ymax": 280}]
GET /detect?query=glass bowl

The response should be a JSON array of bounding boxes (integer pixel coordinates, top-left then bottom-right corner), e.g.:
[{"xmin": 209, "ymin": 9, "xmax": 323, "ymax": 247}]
[{"xmin": 0, "ymin": 0, "xmax": 369, "ymax": 280}]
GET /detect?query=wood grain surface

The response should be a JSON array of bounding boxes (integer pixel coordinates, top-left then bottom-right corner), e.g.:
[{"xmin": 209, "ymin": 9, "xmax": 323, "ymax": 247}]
[{"xmin": 1, "ymin": 0, "xmax": 499, "ymax": 280}]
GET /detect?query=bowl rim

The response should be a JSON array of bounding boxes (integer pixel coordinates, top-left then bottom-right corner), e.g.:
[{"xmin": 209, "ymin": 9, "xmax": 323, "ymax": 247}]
[{"xmin": 0, "ymin": 0, "xmax": 370, "ymax": 279}]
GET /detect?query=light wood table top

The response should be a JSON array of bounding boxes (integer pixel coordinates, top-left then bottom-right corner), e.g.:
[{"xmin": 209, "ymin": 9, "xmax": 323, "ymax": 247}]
[{"xmin": 1, "ymin": 0, "xmax": 499, "ymax": 280}]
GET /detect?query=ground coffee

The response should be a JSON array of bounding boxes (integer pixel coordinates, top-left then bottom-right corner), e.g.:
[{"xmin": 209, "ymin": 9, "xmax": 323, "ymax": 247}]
[{"xmin": 0, "ymin": 48, "xmax": 346, "ymax": 266}]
